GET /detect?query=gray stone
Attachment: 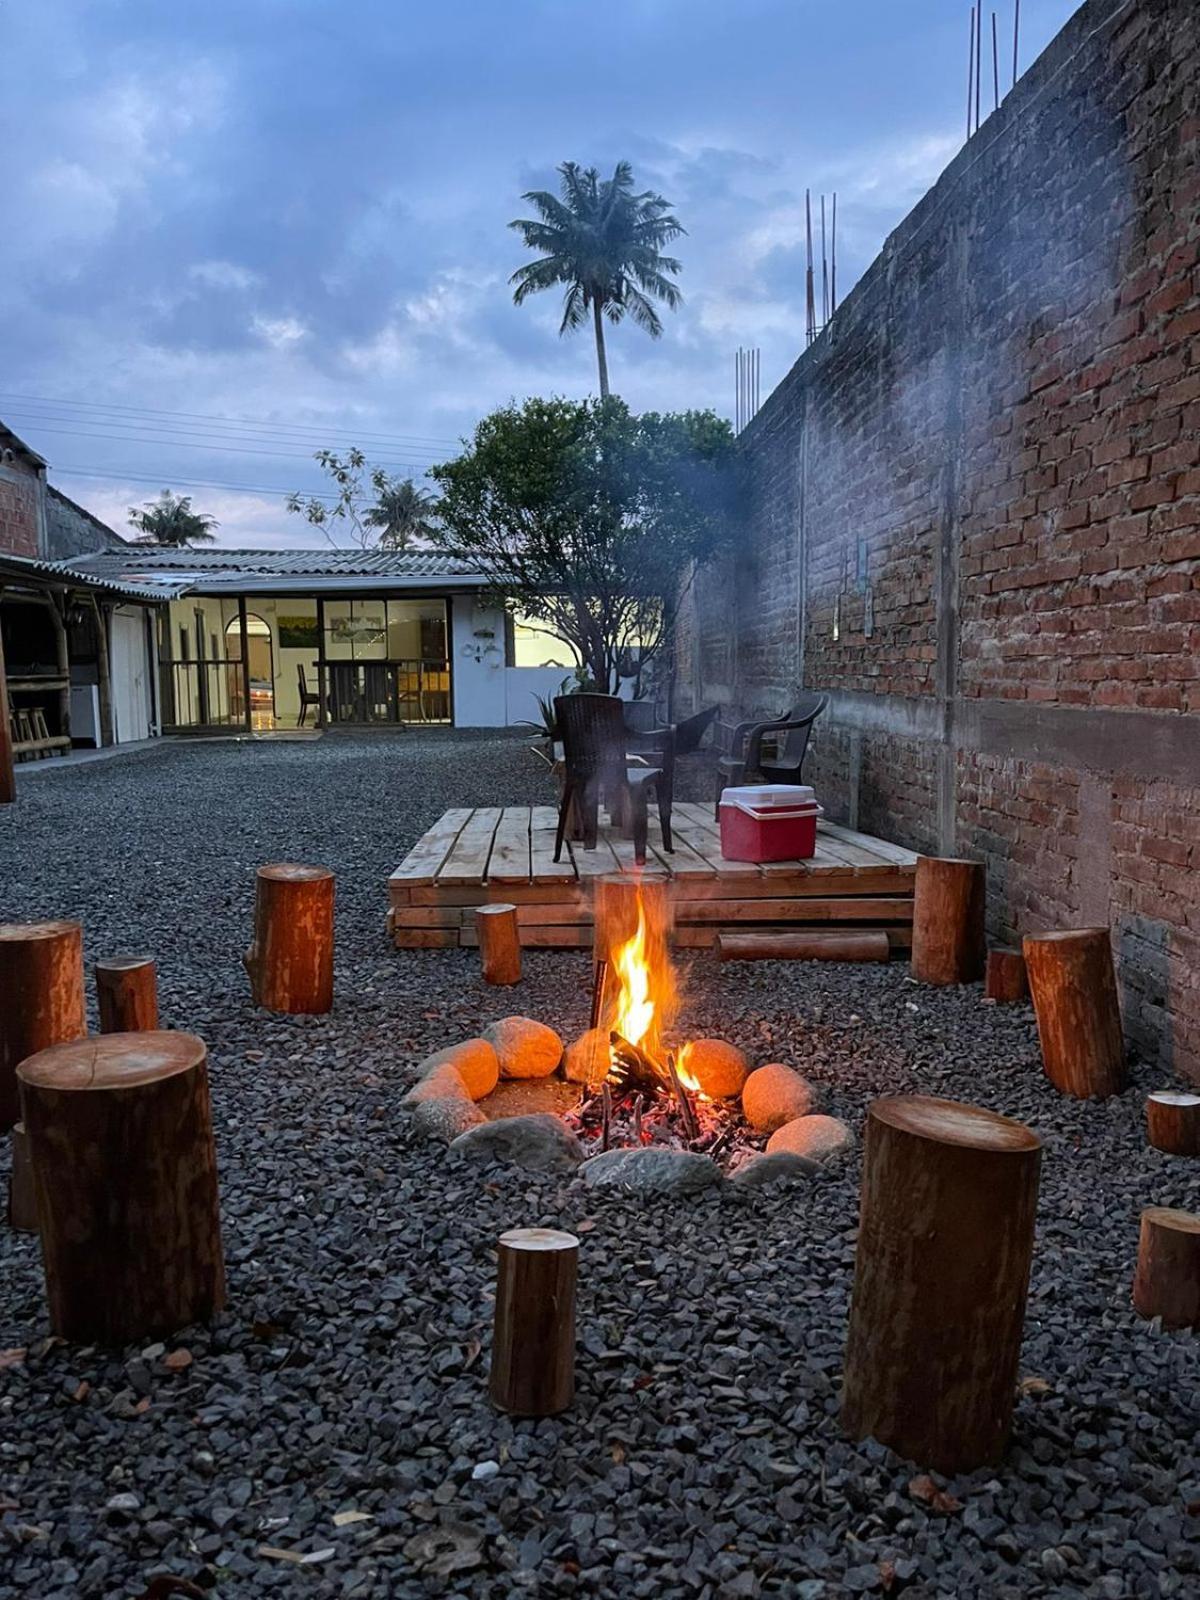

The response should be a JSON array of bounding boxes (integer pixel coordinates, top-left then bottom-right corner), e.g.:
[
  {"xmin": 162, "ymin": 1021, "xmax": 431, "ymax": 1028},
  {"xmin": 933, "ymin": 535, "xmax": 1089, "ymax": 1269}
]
[
  {"xmin": 728, "ymin": 1151, "xmax": 819, "ymax": 1188},
  {"xmin": 448, "ymin": 1113, "xmax": 583, "ymax": 1170},
  {"xmin": 580, "ymin": 1148, "xmax": 723, "ymax": 1194},
  {"xmin": 411, "ymin": 1096, "xmax": 487, "ymax": 1141}
]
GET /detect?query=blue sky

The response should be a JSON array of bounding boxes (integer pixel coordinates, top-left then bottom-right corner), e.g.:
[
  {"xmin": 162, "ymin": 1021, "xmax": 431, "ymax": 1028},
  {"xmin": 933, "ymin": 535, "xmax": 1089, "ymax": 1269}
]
[{"xmin": 1, "ymin": 0, "xmax": 1079, "ymax": 546}]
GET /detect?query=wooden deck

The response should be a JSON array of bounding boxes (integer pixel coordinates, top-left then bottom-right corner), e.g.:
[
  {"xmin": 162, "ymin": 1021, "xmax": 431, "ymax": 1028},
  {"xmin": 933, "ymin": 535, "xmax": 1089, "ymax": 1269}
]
[{"xmin": 389, "ymin": 804, "xmax": 918, "ymax": 952}]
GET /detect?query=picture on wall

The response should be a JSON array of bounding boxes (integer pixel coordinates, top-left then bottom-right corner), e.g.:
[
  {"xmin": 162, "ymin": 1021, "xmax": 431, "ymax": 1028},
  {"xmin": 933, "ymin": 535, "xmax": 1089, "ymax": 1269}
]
[{"xmin": 277, "ymin": 614, "xmax": 319, "ymax": 648}]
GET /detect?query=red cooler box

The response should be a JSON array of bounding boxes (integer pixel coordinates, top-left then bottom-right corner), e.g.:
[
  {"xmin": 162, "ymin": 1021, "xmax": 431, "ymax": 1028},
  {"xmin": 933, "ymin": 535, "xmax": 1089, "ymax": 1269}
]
[{"xmin": 719, "ymin": 784, "xmax": 823, "ymax": 862}]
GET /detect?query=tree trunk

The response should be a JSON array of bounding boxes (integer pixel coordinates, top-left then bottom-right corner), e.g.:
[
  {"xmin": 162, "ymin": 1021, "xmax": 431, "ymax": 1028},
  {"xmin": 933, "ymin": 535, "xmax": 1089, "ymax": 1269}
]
[
  {"xmin": 985, "ymin": 947, "xmax": 1029, "ymax": 1002},
  {"xmin": 1145, "ymin": 1091, "xmax": 1200, "ymax": 1157},
  {"xmin": 8, "ymin": 1121, "xmax": 37, "ymax": 1233},
  {"xmin": 592, "ymin": 296, "xmax": 610, "ymax": 399},
  {"xmin": 243, "ymin": 864, "xmax": 335, "ymax": 1013},
  {"xmin": 841, "ymin": 1094, "xmax": 1042, "ymax": 1474},
  {"xmin": 1132, "ymin": 1206, "xmax": 1200, "ymax": 1329},
  {"xmin": 17, "ymin": 1030, "xmax": 226, "ymax": 1345},
  {"xmin": 476, "ymin": 903, "xmax": 522, "ymax": 985},
  {"xmin": 717, "ymin": 929, "xmax": 890, "ymax": 963},
  {"xmin": 96, "ymin": 955, "xmax": 159, "ymax": 1033},
  {"xmin": 911, "ymin": 856, "xmax": 986, "ymax": 984},
  {"xmin": 489, "ymin": 1226, "xmax": 578, "ymax": 1416},
  {"xmin": 1023, "ymin": 929, "xmax": 1125, "ymax": 1098},
  {"xmin": 0, "ymin": 921, "xmax": 87, "ymax": 1133}
]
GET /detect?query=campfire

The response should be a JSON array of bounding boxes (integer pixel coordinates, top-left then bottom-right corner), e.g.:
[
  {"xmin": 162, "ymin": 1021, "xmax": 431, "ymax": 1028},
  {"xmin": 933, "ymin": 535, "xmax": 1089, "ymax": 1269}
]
[{"xmin": 566, "ymin": 884, "xmax": 737, "ymax": 1160}]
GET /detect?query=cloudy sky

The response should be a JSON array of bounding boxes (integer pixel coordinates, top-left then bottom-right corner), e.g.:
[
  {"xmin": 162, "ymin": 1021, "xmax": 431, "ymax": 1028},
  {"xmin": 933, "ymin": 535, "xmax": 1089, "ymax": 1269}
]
[{"xmin": 2, "ymin": 0, "xmax": 1078, "ymax": 547}]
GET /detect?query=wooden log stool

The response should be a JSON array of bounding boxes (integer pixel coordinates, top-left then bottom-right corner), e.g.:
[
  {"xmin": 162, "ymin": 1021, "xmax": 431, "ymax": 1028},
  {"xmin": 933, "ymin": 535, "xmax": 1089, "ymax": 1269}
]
[
  {"xmin": 17, "ymin": 1031, "xmax": 226, "ymax": 1345},
  {"xmin": 8, "ymin": 1122, "xmax": 37, "ymax": 1232},
  {"xmin": 476, "ymin": 904, "xmax": 521, "ymax": 985},
  {"xmin": 911, "ymin": 856, "xmax": 986, "ymax": 985},
  {"xmin": 716, "ymin": 929, "xmax": 890, "ymax": 963},
  {"xmin": 1023, "ymin": 929, "xmax": 1125, "ymax": 1098},
  {"xmin": 489, "ymin": 1226, "xmax": 578, "ymax": 1416},
  {"xmin": 986, "ymin": 947, "xmax": 1029, "ymax": 1003},
  {"xmin": 243, "ymin": 864, "xmax": 334, "ymax": 1014},
  {"xmin": 0, "ymin": 920, "xmax": 86, "ymax": 1133},
  {"xmin": 1132, "ymin": 1207, "xmax": 1200, "ymax": 1330},
  {"xmin": 1146, "ymin": 1091, "xmax": 1200, "ymax": 1157},
  {"xmin": 591, "ymin": 872, "xmax": 674, "ymax": 966},
  {"xmin": 841, "ymin": 1095, "xmax": 1042, "ymax": 1473},
  {"xmin": 96, "ymin": 955, "xmax": 159, "ymax": 1033}
]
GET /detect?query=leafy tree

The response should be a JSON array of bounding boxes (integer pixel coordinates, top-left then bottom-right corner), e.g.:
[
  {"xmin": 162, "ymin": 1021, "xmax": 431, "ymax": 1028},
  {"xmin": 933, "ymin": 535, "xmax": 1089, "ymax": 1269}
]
[
  {"xmin": 431, "ymin": 397, "xmax": 737, "ymax": 693},
  {"xmin": 287, "ymin": 450, "xmax": 437, "ymax": 550},
  {"xmin": 509, "ymin": 161, "xmax": 684, "ymax": 399},
  {"xmin": 127, "ymin": 491, "xmax": 218, "ymax": 546}
]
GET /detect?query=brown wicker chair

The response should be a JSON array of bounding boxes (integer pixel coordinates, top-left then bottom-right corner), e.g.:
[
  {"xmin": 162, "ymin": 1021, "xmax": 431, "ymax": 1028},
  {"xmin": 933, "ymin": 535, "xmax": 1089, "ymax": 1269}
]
[
  {"xmin": 554, "ymin": 694, "xmax": 673, "ymax": 866},
  {"xmin": 714, "ymin": 693, "xmax": 827, "ymax": 816}
]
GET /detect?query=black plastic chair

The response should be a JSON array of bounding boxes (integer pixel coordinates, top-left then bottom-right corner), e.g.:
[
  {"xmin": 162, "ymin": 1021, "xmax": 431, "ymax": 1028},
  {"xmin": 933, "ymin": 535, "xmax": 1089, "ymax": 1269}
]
[
  {"xmin": 714, "ymin": 693, "xmax": 828, "ymax": 817},
  {"xmin": 554, "ymin": 694, "xmax": 673, "ymax": 866},
  {"xmin": 673, "ymin": 703, "xmax": 719, "ymax": 755}
]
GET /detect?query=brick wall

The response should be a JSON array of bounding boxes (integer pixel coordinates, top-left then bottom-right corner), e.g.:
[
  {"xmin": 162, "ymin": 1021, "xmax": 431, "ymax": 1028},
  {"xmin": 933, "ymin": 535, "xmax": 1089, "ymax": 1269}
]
[
  {"xmin": 0, "ymin": 458, "xmax": 43, "ymax": 557},
  {"xmin": 678, "ymin": 0, "xmax": 1200, "ymax": 1078}
]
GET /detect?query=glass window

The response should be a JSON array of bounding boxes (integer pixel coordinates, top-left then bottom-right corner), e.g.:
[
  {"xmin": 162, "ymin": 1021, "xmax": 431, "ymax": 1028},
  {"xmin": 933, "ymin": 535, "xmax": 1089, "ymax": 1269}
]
[
  {"xmin": 324, "ymin": 599, "xmax": 387, "ymax": 660},
  {"xmin": 387, "ymin": 598, "xmax": 447, "ymax": 663},
  {"xmin": 509, "ymin": 611, "xmax": 575, "ymax": 669}
]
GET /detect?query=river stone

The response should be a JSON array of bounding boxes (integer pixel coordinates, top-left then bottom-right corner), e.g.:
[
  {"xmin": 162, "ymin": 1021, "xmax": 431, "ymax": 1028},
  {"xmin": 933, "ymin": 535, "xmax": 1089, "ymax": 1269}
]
[
  {"xmin": 485, "ymin": 1016, "xmax": 564, "ymax": 1079},
  {"xmin": 412, "ymin": 1038, "xmax": 499, "ymax": 1101},
  {"xmin": 742, "ymin": 1063, "xmax": 818, "ymax": 1132},
  {"xmin": 411, "ymin": 1096, "xmax": 487, "ymax": 1141},
  {"xmin": 766, "ymin": 1113, "xmax": 854, "ymax": 1162},
  {"xmin": 580, "ymin": 1148, "xmax": 723, "ymax": 1194},
  {"xmin": 681, "ymin": 1038, "xmax": 749, "ymax": 1099},
  {"xmin": 449, "ymin": 1113, "xmax": 583, "ymax": 1171},
  {"xmin": 404, "ymin": 1060, "xmax": 470, "ymax": 1105},
  {"xmin": 563, "ymin": 1027, "xmax": 611, "ymax": 1086},
  {"xmin": 728, "ymin": 1150, "xmax": 819, "ymax": 1188}
]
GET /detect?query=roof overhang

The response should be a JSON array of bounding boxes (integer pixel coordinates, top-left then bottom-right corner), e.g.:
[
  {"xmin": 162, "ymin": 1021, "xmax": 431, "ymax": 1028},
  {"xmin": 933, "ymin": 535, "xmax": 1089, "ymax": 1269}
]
[{"xmin": 0, "ymin": 552, "xmax": 171, "ymax": 603}]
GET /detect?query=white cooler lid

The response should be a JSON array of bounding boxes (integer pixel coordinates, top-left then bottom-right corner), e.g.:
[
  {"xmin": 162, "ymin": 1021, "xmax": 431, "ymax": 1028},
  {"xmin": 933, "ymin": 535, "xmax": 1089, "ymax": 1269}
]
[{"xmin": 721, "ymin": 784, "xmax": 817, "ymax": 809}]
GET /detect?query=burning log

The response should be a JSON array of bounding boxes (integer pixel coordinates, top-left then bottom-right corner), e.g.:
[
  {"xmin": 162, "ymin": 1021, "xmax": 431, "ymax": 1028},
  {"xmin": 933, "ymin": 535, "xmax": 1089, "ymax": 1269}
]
[
  {"xmin": 609, "ymin": 1031, "xmax": 668, "ymax": 1096},
  {"xmin": 600, "ymin": 1083, "xmax": 612, "ymax": 1152},
  {"xmin": 589, "ymin": 959, "xmax": 609, "ymax": 1031},
  {"xmin": 632, "ymin": 1093, "xmax": 644, "ymax": 1145},
  {"xmin": 667, "ymin": 1051, "xmax": 700, "ymax": 1142}
]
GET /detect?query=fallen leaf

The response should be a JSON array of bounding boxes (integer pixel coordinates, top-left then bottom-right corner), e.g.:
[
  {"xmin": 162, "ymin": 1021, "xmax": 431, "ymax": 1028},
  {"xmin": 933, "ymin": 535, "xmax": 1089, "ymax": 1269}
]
[
  {"xmin": 1018, "ymin": 1375, "xmax": 1051, "ymax": 1397},
  {"xmin": 333, "ymin": 1510, "xmax": 373, "ymax": 1528},
  {"xmin": 163, "ymin": 1349, "xmax": 193, "ymax": 1372},
  {"xmin": 72, "ymin": 1381, "xmax": 90, "ymax": 1403},
  {"xmin": 610, "ymin": 1442, "xmax": 626, "ymax": 1464},
  {"xmin": 0, "ymin": 1348, "xmax": 27, "ymax": 1370},
  {"xmin": 908, "ymin": 1474, "xmax": 962, "ymax": 1515}
]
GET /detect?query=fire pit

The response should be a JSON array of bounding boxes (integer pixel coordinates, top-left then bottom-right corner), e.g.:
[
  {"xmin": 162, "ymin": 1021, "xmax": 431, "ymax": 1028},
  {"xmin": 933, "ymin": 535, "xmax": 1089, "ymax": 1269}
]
[{"xmin": 403, "ymin": 881, "xmax": 854, "ymax": 1192}]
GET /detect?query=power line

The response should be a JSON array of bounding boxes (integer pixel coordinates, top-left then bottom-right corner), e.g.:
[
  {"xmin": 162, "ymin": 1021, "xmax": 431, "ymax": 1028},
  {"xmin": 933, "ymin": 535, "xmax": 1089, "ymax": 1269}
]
[
  {"xmin": 0, "ymin": 391, "xmax": 462, "ymax": 450},
  {"xmin": 50, "ymin": 465, "xmax": 425, "ymax": 500},
  {"xmin": 7, "ymin": 421, "xmax": 438, "ymax": 472}
]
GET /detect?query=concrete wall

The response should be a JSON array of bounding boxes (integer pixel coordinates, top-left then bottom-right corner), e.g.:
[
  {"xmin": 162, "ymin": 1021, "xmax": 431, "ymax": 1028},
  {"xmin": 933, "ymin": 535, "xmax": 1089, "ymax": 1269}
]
[{"xmin": 677, "ymin": 0, "xmax": 1200, "ymax": 1077}]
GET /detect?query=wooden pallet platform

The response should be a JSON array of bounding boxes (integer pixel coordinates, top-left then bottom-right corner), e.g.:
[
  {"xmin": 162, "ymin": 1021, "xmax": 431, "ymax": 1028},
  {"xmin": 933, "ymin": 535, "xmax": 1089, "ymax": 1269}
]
[{"xmin": 389, "ymin": 804, "xmax": 918, "ymax": 953}]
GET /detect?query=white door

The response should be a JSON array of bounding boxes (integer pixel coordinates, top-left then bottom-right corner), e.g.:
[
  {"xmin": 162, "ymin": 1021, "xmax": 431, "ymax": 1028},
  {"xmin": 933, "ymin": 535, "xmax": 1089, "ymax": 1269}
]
[{"xmin": 110, "ymin": 608, "xmax": 153, "ymax": 744}]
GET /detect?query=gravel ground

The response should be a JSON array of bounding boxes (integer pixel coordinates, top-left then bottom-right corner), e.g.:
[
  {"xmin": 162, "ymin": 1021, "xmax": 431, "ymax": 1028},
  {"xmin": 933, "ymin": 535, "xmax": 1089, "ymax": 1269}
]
[{"xmin": 1, "ymin": 730, "xmax": 1199, "ymax": 1600}]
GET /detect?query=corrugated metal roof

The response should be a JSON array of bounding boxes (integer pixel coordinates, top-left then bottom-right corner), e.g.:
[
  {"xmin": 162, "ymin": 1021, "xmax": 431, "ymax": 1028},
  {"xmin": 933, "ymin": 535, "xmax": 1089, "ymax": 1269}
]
[
  {"xmin": 54, "ymin": 546, "xmax": 491, "ymax": 595},
  {"xmin": 0, "ymin": 550, "xmax": 173, "ymax": 602}
]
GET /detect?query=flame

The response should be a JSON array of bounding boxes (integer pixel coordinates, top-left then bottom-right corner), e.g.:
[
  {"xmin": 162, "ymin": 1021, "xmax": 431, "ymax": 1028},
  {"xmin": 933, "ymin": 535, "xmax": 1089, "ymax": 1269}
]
[
  {"xmin": 611, "ymin": 903, "xmax": 656, "ymax": 1053},
  {"xmin": 674, "ymin": 1040, "xmax": 702, "ymax": 1095}
]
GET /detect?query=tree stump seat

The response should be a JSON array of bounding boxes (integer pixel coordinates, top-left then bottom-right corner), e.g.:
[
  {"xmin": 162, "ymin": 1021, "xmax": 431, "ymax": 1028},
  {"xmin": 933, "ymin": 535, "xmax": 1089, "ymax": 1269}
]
[
  {"xmin": 17, "ymin": 1030, "xmax": 225, "ymax": 1345},
  {"xmin": 244, "ymin": 864, "xmax": 334, "ymax": 1014},
  {"xmin": 0, "ymin": 920, "xmax": 86, "ymax": 1133}
]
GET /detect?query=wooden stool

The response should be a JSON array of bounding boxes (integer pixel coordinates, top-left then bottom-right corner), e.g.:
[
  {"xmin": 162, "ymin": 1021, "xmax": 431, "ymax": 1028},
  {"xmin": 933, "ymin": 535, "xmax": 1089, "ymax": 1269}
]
[
  {"xmin": 17, "ymin": 1031, "xmax": 225, "ymax": 1345},
  {"xmin": 911, "ymin": 856, "xmax": 986, "ymax": 985},
  {"xmin": 1133, "ymin": 1207, "xmax": 1200, "ymax": 1329},
  {"xmin": 96, "ymin": 955, "xmax": 159, "ymax": 1033},
  {"xmin": 985, "ymin": 947, "xmax": 1029, "ymax": 1002},
  {"xmin": 476, "ymin": 904, "xmax": 521, "ymax": 985},
  {"xmin": 0, "ymin": 921, "xmax": 86, "ymax": 1132},
  {"xmin": 841, "ymin": 1095, "xmax": 1042, "ymax": 1473},
  {"xmin": 244, "ymin": 864, "xmax": 334, "ymax": 1013},
  {"xmin": 1023, "ymin": 929, "xmax": 1125, "ymax": 1098},
  {"xmin": 8, "ymin": 1122, "xmax": 37, "ymax": 1232},
  {"xmin": 489, "ymin": 1227, "xmax": 578, "ymax": 1416}
]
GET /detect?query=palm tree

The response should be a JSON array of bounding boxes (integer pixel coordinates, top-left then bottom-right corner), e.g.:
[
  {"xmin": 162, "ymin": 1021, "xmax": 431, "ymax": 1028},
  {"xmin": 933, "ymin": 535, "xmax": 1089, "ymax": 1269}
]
[
  {"xmin": 509, "ymin": 161, "xmax": 684, "ymax": 398},
  {"xmin": 364, "ymin": 476, "xmax": 439, "ymax": 551},
  {"xmin": 128, "ymin": 491, "xmax": 219, "ymax": 546}
]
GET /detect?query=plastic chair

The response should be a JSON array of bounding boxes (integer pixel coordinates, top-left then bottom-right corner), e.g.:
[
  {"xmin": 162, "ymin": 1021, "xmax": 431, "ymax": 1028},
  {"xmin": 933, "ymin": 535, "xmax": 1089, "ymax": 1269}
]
[
  {"xmin": 714, "ymin": 693, "xmax": 828, "ymax": 817},
  {"xmin": 553, "ymin": 694, "xmax": 673, "ymax": 866}
]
